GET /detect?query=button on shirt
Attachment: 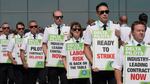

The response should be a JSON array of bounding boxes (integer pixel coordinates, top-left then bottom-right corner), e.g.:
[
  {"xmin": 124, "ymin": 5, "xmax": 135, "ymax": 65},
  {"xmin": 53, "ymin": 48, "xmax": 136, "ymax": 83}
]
[
  {"xmin": 42, "ymin": 23, "xmax": 70, "ymax": 43},
  {"xmin": 84, "ymin": 20, "xmax": 120, "ymax": 45}
]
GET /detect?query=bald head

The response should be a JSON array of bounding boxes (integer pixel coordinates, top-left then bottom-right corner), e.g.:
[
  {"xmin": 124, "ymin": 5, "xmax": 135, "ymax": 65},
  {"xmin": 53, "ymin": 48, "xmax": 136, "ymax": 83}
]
[{"xmin": 119, "ymin": 15, "xmax": 128, "ymax": 25}]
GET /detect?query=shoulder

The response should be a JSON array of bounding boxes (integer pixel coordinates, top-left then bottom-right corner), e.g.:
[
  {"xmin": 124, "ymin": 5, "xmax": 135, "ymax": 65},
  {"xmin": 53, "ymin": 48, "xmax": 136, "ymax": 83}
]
[{"xmin": 109, "ymin": 20, "xmax": 120, "ymax": 29}]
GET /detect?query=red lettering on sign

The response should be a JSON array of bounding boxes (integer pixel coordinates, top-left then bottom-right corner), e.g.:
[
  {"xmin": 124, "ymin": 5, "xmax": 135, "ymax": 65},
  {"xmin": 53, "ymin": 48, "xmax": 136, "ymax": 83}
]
[
  {"xmin": 97, "ymin": 54, "xmax": 114, "ymax": 59},
  {"xmin": 70, "ymin": 51, "xmax": 84, "ymax": 55},
  {"xmin": 52, "ymin": 54, "xmax": 62, "ymax": 58},
  {"xmin": 72, "ymin": 56, "xmax": 83, "ymax": 61},
  {"xmin": 130, "ymin": 73, "xmax": 146, "ymax": 80},
  {"xmin": 29, "ymin": 56, "xmax": 43, "ymax": 59}
]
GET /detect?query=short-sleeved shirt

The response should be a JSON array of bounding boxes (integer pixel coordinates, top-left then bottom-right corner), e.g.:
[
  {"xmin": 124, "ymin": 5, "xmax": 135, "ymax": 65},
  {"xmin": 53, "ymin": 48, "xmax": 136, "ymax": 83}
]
[
  {"xmin": 0, "ymin": 34, "xmax": 14, "ymax": 63},
  {"xmin": 42, "ymin": 23, "xmax": 70, "ymax": 43},
  {"xmin": 7, "ymin": 34, "xmax": 23, "ymax": 58},
  {"xmin": 84, "ymin": 20, "xmax": 120, "ymax": 45}
]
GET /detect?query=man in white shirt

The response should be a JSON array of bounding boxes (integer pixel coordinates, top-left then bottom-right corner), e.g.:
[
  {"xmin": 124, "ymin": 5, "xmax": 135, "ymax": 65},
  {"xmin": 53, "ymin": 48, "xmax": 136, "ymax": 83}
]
[
  {"xmin": 20, "ymin": 20, "xmax": 46, "ymax": 84},
  {"xmin": 0, "ymin": 22, "xmax": 14, "ymax": 84},
  {"xmin": 113, "ymin": 21, "xmax": 147, "ymax": 84},
  {"xmin": 7, "ymin": 22, "xmax": 25, "ymax": 84},
  {"xmin": 138, "ymin": 13, "xmax": 150, "ymax": 44},
  {"xmin": 42, "ymin": 10, "xmax": 70, "ymax": 84},
  {"xmin": 84, "ymin": 2, "xmax": 120, "ymax": 84}
]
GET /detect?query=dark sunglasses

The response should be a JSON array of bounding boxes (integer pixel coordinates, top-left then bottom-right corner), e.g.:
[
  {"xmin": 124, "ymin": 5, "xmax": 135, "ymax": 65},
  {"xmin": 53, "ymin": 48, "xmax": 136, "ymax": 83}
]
[
  {"xmin": 72, "ymin": 28, "xmax": 81, "ymax": 31},
  {"xmin": 30, "ymin": 25, "xmax": 38, "ymax": 28},
  {"xmin": 98, "ymin": 10, "xmax": 109, "ymax": 15},
  {"xmin": 54, "ymin": 16, "xmax": 63, "ymax": 20},
  {"xmin": 18, "ymin": 28, "xmax": 25, "ymax": 30},
  {"xmin": 2, "ymin": 27, "xmax": 10, "ymax": 29}
]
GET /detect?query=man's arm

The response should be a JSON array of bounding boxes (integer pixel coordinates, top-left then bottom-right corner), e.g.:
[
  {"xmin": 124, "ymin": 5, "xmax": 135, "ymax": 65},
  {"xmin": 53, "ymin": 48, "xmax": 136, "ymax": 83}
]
[
  {"xmin": 42, "ymin": 43, "xmax": 48, "ymax": 57},
  {"xmin": 114, "ymin": 69, "xmax": 123, "ymax": 84},
  {"xmin": 84, "ymin": 44, "xmax": 93, "ymax": 64},
  {"xmin": 7, "ymin": 51, "xmax": 17, "ymax": 65},
  {"xmin": 20, "ymin": 49, "xmax": 28, "ymax": 69},
  {"xmin": 62, "ymin": 56, "xmax": 67, "ymax": 70}
]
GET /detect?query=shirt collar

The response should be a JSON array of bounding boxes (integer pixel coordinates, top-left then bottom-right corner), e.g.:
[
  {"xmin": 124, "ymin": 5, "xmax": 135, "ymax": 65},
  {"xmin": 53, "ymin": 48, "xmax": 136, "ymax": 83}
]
[
  {"xmin": 72, "ymin": 37, "xmax": 82, "ymax": 43},
  {"xmin": 120, "ymin": 24, "xmax": 128, "ymax": 27},
  {"xmin": 132, "ymin": 39, "xmax": 145, "ymax": 46},
  {"xmin": 29, "ymin": 32, "xmax": 38, "ymax": 37},
  {"xmin": 52, "ymin": 23, "xmax": 65, "ymax": 28},
  {"xmin": 97, "ymin": 20, "xmax": 111, "ymax": 28}
]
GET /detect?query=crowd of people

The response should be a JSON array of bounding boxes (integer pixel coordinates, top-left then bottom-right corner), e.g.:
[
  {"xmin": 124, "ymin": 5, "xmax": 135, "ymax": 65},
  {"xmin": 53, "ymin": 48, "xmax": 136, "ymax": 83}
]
[{"xmin": 0, "ymin": 2, "xmax": 150, "ymax": 84}]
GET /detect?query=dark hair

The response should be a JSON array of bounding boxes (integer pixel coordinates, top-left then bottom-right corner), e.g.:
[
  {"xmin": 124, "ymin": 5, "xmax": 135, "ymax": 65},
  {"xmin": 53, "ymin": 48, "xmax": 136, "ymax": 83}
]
[
  {"xmin": 96, "ymin": 2, "xmax": 108, "ymax": 12},
  {"xmin": 139, "ymin": 13, "xmax": 148, "ymax": 24},
  {"xmin": 70, "ymin": 22, "xmax": 83, "ymax": 38},
  {"xmin": 16, "ymin": 22, "xmax": 25, "ymax": 29},
  {"xmin": 131, "ymin": 21, "xmax": 147, "ymax": 32},
  {"xmin": 28, "ymin": 20, "xmax": 38, "ymax": 27}
]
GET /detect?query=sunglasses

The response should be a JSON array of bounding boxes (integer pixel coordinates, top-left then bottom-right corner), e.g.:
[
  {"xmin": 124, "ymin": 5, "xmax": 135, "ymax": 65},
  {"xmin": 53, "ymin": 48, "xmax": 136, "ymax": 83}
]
[
  {"xmin": 54, "ymin": 16, "xmax": 63, "ymax": 20},
  {"xmin": 98, "ymin": 10, "xmax": 109, "ymax": 15},
  {"xmin": 72, "ymin": 28, "xmax": 81, "ymax": 31},
  {"xmin": 2, "ymin": 27, "xmax": 10, "ymax": 29},
  {"xmin": 30, "ymin": 25, "xmax": 38, "ymax": 28},
  {"xmin": 18, "ymin": 28, "xmax": 25, "ymax": 30}
]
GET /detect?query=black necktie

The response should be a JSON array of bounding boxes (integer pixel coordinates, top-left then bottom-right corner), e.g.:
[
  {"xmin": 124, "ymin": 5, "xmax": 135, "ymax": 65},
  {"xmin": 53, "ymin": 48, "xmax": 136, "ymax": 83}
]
[
  {"xmin": 137, "ymin": 44, "xmax": 141, "ymax": 46},
  {"xmin": 76, "ymin": 40, "xmax": 79, "ymax": 43},
  {"xmin": 33, "ymin": 34, "xmax": 36, "ymax": 39},
  {"xmin": 20, "ymin": 35, "xmax": 23, "ymax": 38},
  {"xmin": 103, "ymin": 24, "xmax": 107, "ymax": 30},
  {"xmin": 58, "ymin": 26, "xmax": 61, "ymax": 35},
  {"xmin": 6, "ymin": 35, "xmax": 8, "ymax": 39}
]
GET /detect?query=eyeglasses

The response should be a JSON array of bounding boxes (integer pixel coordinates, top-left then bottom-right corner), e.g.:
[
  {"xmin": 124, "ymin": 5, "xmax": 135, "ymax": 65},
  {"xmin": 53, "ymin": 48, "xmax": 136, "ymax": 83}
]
[
  {"xmin": 30, "ymin": 25, "xmax": 38, "ymax": 28},
  {"xmin": 54, "ymin": 16, "xmax": 63, "ymax": 20},
  {"xmin": 18, "ymin": 28, "xmax": 25, "ymax": 30},
  {"xmin": 2, "ymin": 27, "xmax": 10, "ymax": 29},
  {"xmin": 72, "ymin": 28, "xmax": 81, "ymax": 31},
  {"xmin": 98, "ymin": 10, "xmax": 109, "ymax": 15}
]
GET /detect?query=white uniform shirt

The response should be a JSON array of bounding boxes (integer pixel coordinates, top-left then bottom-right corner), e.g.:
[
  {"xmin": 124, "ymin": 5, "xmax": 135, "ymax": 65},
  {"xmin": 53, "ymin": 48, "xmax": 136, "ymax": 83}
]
[
  {"xmin": 42, "ymin": 23, "xmax": 70, "ymax": 43},
  {"xmin": 144, "ymin": 26, "xmax": 150, "ymax": 44},
  {"xmin": 7, "ymin": 34, "xmax": 24, "ymax": 64},
  {"xmin": 113, "ymin": 39, "xmax": 145, "ymax": 71},
  {"xmin": 120, "ymin": 24, "xmax": 128, "ymax": 27},
  {"xmin": 21, "ymin": 32, "xmax": 43, "ymax": 51},
  {"xmin": 0, "ymin": 34, "xmax": 13, "ymax": 63},
  {"xmin": 84, "ymin": 20, "xmax": 120, "ymax": 45},
  {"xmin": 120, "ymin": 26, "xmax": 131, "ymax": 42}
]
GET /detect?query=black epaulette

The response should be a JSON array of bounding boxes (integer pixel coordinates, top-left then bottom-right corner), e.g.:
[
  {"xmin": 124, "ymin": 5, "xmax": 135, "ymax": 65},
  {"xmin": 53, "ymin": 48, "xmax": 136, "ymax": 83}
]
[
  {"xmin": 112, "ymin": 21, "xmax": 119, "ymax": 24},
  {"xmin": 123, "ymin": 42, "xmax": 128, "ymax": 46},
  {"xmin": 46, "ymin": 25, "xmax": 51, "ymax": 28},
  {"xmin": 90, "ymin": 22, "xmax": 96, "ymax": 26},
  {"xmin": 65, "ymin": 38, "xmax": 70, "ymax": 42}
]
